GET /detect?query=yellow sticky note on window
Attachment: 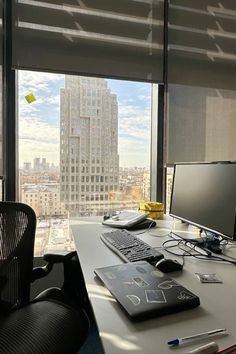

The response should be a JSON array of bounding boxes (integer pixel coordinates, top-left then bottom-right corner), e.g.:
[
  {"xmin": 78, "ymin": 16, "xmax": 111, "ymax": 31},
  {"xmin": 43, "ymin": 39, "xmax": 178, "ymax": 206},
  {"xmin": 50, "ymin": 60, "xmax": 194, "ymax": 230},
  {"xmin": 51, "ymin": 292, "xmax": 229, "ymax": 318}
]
[{"xmin": 25, "ymin": 93, "xmax": 36, "ymax": 104}]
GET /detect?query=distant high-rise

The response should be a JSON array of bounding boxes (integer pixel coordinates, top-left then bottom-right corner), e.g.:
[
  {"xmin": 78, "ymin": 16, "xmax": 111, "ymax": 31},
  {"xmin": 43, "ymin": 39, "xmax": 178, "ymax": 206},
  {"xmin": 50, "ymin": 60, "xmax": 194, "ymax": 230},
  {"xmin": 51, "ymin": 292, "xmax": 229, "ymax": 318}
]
[
  {"xmin": 33, "ymin": 157, "xmax": 49, "ymax": 171},
  {"xmin": 23, "ymin": 162, "xmax": 31, "ymax": 172},
  {"xmin": 60, "ymin": 76, "xmax": 119, "ymax": 215},
  {"xmin": 33, "ymin": 157, "xmax": 41, "ymax": 171}
]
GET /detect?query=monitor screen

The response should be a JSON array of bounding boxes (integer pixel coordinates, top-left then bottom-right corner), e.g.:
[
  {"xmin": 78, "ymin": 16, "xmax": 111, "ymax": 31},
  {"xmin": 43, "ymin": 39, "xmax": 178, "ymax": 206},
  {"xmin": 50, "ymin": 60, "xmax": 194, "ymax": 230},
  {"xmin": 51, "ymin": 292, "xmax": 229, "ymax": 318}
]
[{"xmin": 169, "ymin": 162, "xmax": 236, "ymax": 240}]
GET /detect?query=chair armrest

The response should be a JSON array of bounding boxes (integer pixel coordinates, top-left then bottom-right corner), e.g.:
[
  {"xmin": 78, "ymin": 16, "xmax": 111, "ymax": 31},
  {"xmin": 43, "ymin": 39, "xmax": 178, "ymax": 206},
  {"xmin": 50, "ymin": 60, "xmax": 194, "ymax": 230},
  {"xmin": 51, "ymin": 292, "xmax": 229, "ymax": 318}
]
[
  {"xmin": 31, "ymin": 251, "xmax": 77, "ymax": 282},
  {"xmin": 31, "ymin": 263, "xmax": 53, "ymax": 282},
  {"xmin": 32, "ymin": 251, "xmax": 88, "ymax": 309},
  {"xmin": 44, "ymin": 251, "xmax": 77, "ymax": 264}
]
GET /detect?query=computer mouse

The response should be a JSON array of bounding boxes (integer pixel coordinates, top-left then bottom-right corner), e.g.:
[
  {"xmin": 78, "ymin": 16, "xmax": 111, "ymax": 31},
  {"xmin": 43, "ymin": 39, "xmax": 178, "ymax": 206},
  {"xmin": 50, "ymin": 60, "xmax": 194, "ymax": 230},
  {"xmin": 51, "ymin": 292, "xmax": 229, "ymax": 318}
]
[{"xmin": 155, "ymin": 258, "xmax": 183, "ymax": 273}]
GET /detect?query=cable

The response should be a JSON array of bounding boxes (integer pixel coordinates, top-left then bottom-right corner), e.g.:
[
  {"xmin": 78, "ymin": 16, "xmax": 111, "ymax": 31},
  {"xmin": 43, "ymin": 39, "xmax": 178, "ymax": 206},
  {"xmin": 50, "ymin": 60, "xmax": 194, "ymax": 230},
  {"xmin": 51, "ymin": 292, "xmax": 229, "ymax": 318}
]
[
  {"xmin": 135, "ymin": 222, "xmax": 236, "ymax": 267},
  {"xmin": 133, "ymin": 218, "xmax": 174, "ymax": 237},
  {"xmin": 147, "ymin": 217, "xmax": 174, "ymax": 238},
  {"xmin": 169, "ymin": 230, "xmax": 236, "ymax": 266},
  {"xmin": 132, "ymin": 219, "xmax": 157, "ymax": 236}
]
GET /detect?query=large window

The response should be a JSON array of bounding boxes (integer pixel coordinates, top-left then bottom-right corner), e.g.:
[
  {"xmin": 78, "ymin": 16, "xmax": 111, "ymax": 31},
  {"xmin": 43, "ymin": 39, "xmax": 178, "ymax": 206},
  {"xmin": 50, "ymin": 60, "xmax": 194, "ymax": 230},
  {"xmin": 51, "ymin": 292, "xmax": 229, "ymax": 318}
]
[{"xmin": 18, "ymin": 71, "xmax": 152, "ymax": 255}]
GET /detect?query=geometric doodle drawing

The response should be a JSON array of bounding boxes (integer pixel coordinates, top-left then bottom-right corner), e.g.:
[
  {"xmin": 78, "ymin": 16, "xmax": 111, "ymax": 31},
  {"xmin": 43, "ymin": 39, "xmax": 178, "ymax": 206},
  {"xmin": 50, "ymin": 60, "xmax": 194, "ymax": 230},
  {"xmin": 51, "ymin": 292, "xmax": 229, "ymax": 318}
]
[
  {"xmin": 133, "ymin": 277, "xmax": 149, "ymax": 287},
  {"xmin": 104, "ymin": 271, "xmax": 116, "ymax": 280},
  {"xmin": 150, "ymin": 270, "xmax": 164, "ymax": 278},
  {"xmin": 145, "ymin": 290, "xmax": 167, "ymax": 303},
  {"xmin": 135, "ymin": 266, "xmax": 147, "ymax": 274},
  {"xmin": 123, "ymin": 281, "xmax": 135, "ymax": 286},
  {"xmin": 126, "ymin": 294, "xmax": 141, "ymax": 306},
  {"xmin": 177, "ymin": 291, "xmax": 195, "ymax": 301},
  {"xmin": 158, "ymin": 279, "xmax": 180, "ymax": 290},
  {"xmin": 116, "ymin": 265, "xmax": 127, "ymax": 272}
]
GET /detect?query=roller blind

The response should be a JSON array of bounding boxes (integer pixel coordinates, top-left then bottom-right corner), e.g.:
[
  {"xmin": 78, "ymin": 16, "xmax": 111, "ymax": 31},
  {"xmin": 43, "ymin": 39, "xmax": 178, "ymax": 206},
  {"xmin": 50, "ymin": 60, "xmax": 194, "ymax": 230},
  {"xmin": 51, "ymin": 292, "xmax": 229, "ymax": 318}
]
[
  {"xmin": 167, "ymin": 1, "xmax": 236, "ymax": 165},
  {"xmin": 167, "ymin": 84, "xmax": 236, "ymax": 164},
  {"xmin": 12, "ymin": 0, "xmax": 164, "ymax": 83},
  {"xmin": 168, "ymin": 0, "xmax": 236, "ymax": 90}
]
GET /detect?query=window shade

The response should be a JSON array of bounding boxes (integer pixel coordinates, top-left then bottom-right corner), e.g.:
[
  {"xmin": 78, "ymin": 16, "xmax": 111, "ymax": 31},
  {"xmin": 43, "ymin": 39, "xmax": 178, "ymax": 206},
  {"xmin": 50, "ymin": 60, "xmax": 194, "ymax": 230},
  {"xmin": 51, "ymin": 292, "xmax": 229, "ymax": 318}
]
[
  {"xmin": 12, "ymin": 0, "xmax": 164, "ymax": 83},
  {"xmin": 168, "ymin": 0, "xmax": 236, "ymax": 90},
  {"xmin": 167, "ymin": 84, "xmax": 236, "ymax": 164}
]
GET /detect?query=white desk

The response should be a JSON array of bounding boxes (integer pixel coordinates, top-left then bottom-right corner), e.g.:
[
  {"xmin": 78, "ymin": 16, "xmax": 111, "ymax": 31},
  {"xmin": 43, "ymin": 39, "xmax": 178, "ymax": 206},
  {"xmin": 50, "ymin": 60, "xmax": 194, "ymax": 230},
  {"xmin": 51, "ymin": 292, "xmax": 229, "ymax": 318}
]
[{"xmin": 71, "ymin": 217, "xmax": 236, "ymax": 354}]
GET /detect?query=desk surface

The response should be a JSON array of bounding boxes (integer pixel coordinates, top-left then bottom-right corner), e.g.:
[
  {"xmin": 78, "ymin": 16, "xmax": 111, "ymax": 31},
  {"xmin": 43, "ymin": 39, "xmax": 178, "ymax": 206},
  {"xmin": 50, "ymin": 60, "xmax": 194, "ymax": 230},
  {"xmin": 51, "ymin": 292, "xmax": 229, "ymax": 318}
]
[{"xmin": 71, "ymin": 217, "xmax": 236, "ymax": 354}]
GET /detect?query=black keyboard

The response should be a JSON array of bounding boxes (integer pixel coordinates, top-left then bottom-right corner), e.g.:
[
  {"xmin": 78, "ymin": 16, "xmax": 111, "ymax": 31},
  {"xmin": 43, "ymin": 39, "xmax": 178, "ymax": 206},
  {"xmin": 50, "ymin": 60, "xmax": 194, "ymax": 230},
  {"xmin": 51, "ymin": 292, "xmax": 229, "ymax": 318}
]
[{"xmin": 101, "ymin": 229, "xmax": 164, "ymax": 264}]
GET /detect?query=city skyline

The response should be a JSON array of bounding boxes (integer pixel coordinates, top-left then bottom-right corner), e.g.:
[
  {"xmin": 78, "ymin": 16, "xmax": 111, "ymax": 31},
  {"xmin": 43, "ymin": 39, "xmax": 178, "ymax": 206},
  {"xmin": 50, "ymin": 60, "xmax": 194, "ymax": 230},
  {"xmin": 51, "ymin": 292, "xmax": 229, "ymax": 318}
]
[{"xmin": 19, "ymin": 71, "xmax": 151, "ymax": 168}]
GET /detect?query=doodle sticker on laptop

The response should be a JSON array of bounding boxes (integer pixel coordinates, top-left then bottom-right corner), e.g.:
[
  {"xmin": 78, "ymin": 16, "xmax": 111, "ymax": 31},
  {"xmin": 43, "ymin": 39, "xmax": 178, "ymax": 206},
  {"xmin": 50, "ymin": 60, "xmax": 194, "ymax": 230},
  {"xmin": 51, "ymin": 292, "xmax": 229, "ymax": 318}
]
[
  {"xmin": 104, "ymin": 272, "xmax": 116, "ymax": 280},
  {"xmin": 150, "ymin": 270, "xmax": 164, "ymax": 278},
  {"xmin": 123, "ymin": 281, "xmax": 135, "ymax": 286},
  {"xmin": 126, "ymin": 295, "xmax": 141, "ymax": 306},
  {"xmin": 177, "ymin": 291, "xmax": 195, "ymax": 300},
  {"xmin": 158, "ymin": 280, "xmax": 180, "ymax": 290},
  {"xmin": 133, "ymin": 277, "xmax": 149, "ymax": 287},
  {"xmin": 145, "ymin": 290, "xmax": 167, "ymax": 303},
  {"xmin": 115, "ymin": 265, "xmax": 127, "ymax": 272}
]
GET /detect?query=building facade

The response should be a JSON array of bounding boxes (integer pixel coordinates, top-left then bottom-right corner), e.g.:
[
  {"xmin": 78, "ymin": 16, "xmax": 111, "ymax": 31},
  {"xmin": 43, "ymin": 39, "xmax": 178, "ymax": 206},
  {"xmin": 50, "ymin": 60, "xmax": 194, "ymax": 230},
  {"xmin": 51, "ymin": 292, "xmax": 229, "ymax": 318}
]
[
  {"xmin": 22, "ymin": 182, "xmax": 67, "ymax": 217},
  {"xmin": 60, "ymin": 76, "xmax": 119, "ymax": 215}
]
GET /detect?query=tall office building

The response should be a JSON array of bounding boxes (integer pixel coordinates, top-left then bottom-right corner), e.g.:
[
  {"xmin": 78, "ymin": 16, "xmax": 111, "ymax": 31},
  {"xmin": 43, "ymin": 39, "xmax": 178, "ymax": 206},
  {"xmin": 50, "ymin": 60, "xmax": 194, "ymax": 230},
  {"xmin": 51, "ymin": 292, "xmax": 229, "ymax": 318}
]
[{"xmin": 60, "ymin": 76, "xmax": 119, "ymax": 216}]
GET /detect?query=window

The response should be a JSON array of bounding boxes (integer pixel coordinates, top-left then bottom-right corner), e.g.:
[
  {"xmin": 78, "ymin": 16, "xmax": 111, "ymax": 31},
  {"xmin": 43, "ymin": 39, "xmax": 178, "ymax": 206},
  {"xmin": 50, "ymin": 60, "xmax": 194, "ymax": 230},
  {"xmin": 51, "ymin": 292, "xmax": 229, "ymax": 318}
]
[{"xmin": 19, "ymin": 71, "xmax": 152, "ymax": 255}]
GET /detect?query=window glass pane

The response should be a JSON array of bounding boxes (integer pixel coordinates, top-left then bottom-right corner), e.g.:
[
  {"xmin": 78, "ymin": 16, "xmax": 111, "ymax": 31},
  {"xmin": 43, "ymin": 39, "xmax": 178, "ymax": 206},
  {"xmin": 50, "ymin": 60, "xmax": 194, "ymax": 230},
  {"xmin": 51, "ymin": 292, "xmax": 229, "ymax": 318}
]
[
  {"xmin": 18, "ymin": 71, "xmax": 151, "ymax": 256},
  {"xmin": 167, "ymin": 84, "xmax": 236, "ymax": 164},
  {"xmin": 166, "ymin": 167, "xmax": 173, "ymax": 212}
]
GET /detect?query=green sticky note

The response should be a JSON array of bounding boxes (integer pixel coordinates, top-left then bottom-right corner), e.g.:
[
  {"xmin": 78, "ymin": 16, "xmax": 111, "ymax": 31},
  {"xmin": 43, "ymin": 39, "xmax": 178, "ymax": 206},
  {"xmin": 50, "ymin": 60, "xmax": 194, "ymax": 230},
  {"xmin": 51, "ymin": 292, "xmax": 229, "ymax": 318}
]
[{"xmin": 25, "ymin": 93, "xmax": 36, "ymax": 104}]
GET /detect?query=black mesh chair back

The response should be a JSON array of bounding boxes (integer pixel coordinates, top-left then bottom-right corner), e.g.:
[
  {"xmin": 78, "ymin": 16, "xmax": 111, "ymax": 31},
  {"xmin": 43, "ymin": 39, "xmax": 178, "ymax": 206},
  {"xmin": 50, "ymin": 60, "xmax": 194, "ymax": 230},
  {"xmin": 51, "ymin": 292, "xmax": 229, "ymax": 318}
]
[
  {"xmin": 0, "ymin": 202, "xmax": 90, "ymax": 353},
  {"xmin": 0, "ymin": 202, "xmax": 36, "ymax": 314}
]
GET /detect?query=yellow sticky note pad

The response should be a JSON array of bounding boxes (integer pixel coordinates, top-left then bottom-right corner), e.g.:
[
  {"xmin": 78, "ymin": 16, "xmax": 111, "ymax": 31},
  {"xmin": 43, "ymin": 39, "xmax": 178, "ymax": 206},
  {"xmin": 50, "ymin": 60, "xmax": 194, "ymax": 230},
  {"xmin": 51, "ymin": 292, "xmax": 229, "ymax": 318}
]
[{"xmin": 25, "ymin": 93, "xmax": 36, "ymax": 104}]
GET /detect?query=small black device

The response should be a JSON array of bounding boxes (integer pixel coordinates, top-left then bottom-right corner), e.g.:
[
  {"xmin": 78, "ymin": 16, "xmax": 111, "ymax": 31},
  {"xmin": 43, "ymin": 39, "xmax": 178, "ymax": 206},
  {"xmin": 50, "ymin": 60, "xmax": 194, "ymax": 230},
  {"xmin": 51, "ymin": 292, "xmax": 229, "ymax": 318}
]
[
  {"xmin": 101, "ymin": 229, "xmax": 164, "ymax": 264},
  {"xmin": 170, "ymin": 162, "xmax": 236, "ymax": 240}
]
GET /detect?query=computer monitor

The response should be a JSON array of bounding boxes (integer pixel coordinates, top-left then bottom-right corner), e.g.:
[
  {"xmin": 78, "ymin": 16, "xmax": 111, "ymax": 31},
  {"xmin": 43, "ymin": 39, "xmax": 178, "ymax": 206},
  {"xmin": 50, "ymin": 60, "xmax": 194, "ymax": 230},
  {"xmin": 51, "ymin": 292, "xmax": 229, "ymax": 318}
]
[{"xmin": 169, "ymin": 162, "xmax": 236, "ymax": 240}]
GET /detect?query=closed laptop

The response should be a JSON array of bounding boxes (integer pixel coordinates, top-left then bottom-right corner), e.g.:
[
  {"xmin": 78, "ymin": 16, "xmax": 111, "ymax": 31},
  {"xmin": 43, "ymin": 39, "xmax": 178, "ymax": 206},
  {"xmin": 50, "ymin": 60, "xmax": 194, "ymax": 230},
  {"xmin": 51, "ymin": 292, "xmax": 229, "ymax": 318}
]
[{"xmin": 95, "ymin": 261, "xmax": 200, "ymax": 321}]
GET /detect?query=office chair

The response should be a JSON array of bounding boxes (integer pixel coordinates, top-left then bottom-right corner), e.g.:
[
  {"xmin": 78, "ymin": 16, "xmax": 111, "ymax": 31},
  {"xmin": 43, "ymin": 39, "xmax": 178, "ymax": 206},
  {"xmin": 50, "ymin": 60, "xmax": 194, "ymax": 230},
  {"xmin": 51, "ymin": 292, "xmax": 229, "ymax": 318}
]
[{"xmin": 0, "ymin": 201, "xmax": 89, "ymax": 354}]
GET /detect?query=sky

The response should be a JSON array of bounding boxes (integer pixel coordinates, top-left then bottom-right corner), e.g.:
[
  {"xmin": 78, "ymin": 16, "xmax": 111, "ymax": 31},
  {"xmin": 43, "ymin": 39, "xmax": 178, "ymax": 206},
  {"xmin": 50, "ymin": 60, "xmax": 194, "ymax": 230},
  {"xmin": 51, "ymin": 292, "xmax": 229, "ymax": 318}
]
[{"xmin": 18, "ymin": 71, "xmax": 152, "ymax": 168}]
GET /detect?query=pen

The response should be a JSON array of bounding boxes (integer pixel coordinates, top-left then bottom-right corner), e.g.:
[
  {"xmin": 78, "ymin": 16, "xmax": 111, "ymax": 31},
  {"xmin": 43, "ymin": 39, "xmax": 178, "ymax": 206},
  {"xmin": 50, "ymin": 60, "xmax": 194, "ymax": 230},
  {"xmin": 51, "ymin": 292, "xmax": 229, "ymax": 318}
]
[
  {"xmin": 168, "ymin": 328, "xmax": 227, "ymax": 346},
  {"xmin": 188, "ymin": 342, "xmax": 219, "ymax": 354}
]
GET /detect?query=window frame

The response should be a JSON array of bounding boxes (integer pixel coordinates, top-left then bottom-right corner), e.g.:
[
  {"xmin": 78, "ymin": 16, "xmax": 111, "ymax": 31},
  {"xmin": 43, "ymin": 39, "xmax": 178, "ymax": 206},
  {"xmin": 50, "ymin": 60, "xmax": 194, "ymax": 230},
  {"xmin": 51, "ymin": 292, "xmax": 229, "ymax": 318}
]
[{"xmin": 2, "ymin": 0, "xmax": 167, "ymax": 205}]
